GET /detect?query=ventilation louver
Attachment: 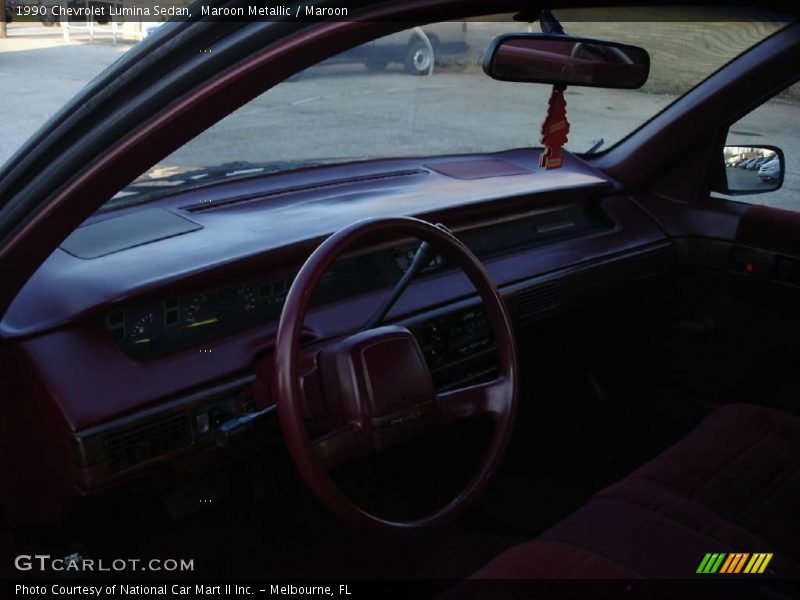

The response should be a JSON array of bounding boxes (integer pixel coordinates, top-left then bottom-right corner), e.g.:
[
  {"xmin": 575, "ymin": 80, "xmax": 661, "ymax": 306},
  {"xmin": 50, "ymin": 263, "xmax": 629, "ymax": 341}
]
[{"xmin": 104, "ymin": 413, "xmax": 191, "ymax": 472}]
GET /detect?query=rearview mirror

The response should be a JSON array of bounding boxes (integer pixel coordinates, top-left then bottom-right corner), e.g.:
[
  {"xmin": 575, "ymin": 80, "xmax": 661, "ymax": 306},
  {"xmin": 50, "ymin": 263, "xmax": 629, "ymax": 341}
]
[
  {"xmin": 483, "ymin": 34, "xmax": 650, "ymax": 89},
  {"xmin": 719, "ymin": 145, "xmax": 785, "ymax": 195}
]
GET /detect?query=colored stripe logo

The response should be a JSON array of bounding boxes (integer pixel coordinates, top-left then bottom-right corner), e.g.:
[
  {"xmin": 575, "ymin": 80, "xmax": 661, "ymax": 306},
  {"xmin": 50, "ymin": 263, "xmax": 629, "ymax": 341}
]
[{"xmin": 696, "ymin": 552, "xmax": 773, "ymax": 574}]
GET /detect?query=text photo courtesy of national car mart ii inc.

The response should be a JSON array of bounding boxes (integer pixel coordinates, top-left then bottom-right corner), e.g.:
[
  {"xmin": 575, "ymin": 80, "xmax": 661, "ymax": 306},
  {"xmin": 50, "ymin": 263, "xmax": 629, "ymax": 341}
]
[
  {"xmin": 14, "ymin": 584, "xmax": 355, "ymax": 597},
  {"xmin": 13, "ymin": 2, "xmax": 351, "ymax": 19}
]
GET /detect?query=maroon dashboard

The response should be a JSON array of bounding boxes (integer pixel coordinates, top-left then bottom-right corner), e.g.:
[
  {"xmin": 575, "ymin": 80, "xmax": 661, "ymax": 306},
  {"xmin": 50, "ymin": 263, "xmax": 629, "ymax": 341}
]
[{"xmin": 0, "ymin": 148, "xmax": 673, "ymax": 525}]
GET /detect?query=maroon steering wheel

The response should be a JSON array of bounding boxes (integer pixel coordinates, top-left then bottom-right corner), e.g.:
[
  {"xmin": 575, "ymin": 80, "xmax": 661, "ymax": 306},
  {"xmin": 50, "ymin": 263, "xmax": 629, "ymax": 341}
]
[{"xmin": 273, "ymin": 217, "xmax": 518, "ymax": 530}]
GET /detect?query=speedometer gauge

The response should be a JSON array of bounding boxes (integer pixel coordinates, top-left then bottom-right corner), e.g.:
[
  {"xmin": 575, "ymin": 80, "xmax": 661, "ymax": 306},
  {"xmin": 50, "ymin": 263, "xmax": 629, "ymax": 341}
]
[
  {"xmin": 130, "ymin": 313, "xmax": 157, "ymax": 345},
  {"xmin": 181, "ymin": 294, "xmax": 219, "ymax": 329}
]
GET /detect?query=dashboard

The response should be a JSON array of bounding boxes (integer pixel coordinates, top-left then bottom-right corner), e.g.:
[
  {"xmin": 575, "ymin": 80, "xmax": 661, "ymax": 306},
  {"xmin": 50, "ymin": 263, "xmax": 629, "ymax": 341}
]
[{"xmin": 0, "ymin": 149, "xmax": 675, "ymax": 520}]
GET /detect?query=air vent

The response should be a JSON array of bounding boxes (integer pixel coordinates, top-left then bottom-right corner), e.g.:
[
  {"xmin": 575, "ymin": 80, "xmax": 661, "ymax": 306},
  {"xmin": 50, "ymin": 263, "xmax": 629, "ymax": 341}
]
[
  {"xmin": 512, "ymin": 280, "xmax": 564, "ymax": 325},
  {"xmin": 629, "ymin": 248, "xmax": 669, "ymax": 280},
  {"xmin": 104, "ymin": 413, "xmax": 191, "ymax": 472},
  {"xmin": 183, "ymin": 169, "xmax": 428, "ymax": 212},
  {"xmin": 510, "ymin": 248, "xmax": 672, "ymax": 327}
]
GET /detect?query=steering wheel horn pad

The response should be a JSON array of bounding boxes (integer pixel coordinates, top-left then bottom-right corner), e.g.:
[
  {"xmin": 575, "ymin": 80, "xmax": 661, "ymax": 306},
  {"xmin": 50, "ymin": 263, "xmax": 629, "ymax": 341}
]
[{"xmin": 319, "ymin": 325, "xmax": 435, "ymax": 447}]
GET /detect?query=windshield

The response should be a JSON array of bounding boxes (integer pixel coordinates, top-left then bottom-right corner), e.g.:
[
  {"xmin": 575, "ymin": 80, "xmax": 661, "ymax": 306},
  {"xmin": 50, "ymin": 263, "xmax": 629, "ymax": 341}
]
[{"xmin": 108, "ymin": 8, "xmax": 789, "ymax": 211}]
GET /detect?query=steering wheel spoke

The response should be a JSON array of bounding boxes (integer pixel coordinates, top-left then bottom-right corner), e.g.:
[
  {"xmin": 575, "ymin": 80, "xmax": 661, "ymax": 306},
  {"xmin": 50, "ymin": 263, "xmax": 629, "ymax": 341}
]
[
  {"xmin": 436, "ymin": 376, "xmax": 510, "ymax": 423},
  {"xmin": 313, "ymin": 424, "xmax": 373, "ymax": 470}
]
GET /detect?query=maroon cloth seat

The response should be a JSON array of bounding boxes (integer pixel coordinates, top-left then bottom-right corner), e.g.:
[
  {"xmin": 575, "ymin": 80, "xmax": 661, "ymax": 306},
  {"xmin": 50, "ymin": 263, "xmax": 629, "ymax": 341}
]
[{"xmin": 468, "ymin": 404, "xmax": 800, "ymax": 580}]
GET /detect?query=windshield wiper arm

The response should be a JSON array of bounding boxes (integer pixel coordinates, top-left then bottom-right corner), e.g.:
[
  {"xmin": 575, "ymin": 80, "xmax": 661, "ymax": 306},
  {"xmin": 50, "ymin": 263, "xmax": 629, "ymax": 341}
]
[{"xmin": 586, "ymin": 138, "xmax": 605, "ymax": 154}]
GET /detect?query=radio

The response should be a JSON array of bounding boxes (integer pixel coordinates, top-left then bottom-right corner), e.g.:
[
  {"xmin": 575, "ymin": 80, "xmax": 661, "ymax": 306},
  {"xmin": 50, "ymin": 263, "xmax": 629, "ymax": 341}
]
[{"xmin": 412, "ymin": 307, "xmax": 498, "ymax": 392}]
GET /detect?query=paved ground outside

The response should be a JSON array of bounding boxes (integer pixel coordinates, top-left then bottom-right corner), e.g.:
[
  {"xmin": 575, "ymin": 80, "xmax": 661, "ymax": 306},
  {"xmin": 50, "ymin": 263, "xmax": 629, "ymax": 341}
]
[
  {"xmin": 1, "ymin": 21, "xmax": 799, "ymax": 209},
  {"xmin": 0, "ymin": 23, "xmax": 134, "ymax": 166}
]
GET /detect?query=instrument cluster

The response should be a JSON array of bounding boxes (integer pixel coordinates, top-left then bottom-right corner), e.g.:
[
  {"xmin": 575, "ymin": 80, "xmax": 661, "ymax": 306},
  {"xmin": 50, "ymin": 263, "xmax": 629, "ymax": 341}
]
[
  {"xmin": 105, "ymin": 273, "xmax": 294, "ymax": 361},
  {"xmin": 104, "ymin": 248, "xmax": 401, "ymax": 361},
  {"xmin": 104, "ymin": 204, "xmax": 611, "ymax": 361}
]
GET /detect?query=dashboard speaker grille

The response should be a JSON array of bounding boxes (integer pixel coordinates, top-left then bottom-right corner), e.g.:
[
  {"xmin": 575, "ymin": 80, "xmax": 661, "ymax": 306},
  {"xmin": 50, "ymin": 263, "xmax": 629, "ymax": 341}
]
[{"xmin": 104, "ymin": 413, "xmax": 191, "ymax": 472}]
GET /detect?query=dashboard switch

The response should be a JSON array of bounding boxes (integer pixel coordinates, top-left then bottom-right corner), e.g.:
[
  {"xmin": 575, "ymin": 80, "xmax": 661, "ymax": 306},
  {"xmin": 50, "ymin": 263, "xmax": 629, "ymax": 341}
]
[
  {"xmin": 196, "ymin": 412, "xmax": 210, "ymax": 434},
  {"xmin": 208, "ymin": 407, "xmax": 224, "ymax": 427}
]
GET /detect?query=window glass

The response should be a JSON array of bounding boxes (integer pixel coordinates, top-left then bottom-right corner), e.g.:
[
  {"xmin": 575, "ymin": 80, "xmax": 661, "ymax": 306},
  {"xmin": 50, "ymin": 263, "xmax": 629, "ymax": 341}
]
[{"xmin": 104, "ymin": 9, "xmax": 789, "ymax": 211}]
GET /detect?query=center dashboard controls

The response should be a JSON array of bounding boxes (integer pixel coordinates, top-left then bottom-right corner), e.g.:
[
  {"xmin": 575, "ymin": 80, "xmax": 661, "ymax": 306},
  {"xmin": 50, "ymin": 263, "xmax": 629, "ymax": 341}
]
[{"xmin": 411, "ymin": 307, "xmax": 497, "ymax": 391}]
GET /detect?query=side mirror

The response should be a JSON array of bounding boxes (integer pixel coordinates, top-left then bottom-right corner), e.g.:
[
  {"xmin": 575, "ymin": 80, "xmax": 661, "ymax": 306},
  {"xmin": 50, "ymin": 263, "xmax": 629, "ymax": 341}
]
[
  {"xmin": 718, "ymin": 145, "xmax": 785, "ymax": 195},
  {"xmin": 482, "ymin": 34, "xmax": 650, "ymax": 89}
]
